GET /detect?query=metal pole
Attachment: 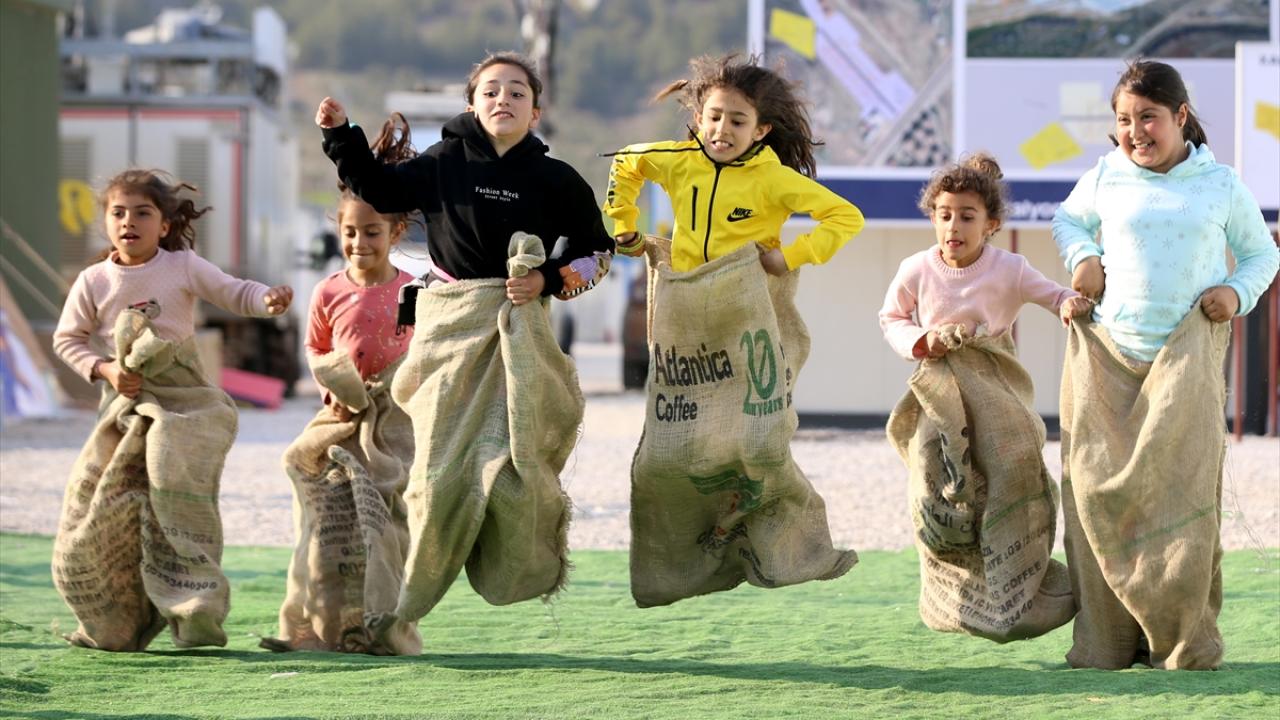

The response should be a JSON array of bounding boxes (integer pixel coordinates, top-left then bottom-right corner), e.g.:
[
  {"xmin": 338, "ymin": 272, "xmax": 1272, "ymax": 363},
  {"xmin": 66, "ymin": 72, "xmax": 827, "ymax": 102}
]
[
  {"xmin": 1270, "ymin": 229, "xmax": 1279, "ymax": 437},
  {"xmin": 1010, "ymin": 227, "xmax": 1019, "ymax": 345},
  {"xmin": 1233, "ymin": 314, "xmax": 1244, "ymax": 442}
]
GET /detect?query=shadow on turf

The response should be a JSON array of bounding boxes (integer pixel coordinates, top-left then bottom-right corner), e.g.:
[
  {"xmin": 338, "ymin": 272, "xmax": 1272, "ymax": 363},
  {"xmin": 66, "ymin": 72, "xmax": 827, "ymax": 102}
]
[{"xmin": 77, "ymin": 647, "xmax": 1278, "ymax": 696}]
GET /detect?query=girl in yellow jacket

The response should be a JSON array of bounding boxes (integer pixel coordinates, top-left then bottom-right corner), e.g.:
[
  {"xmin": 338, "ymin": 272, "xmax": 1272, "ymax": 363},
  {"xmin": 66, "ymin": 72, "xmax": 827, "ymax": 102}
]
[{"xmin": 606, "ymin": 54, "xmax": 864, "ymax": 273}]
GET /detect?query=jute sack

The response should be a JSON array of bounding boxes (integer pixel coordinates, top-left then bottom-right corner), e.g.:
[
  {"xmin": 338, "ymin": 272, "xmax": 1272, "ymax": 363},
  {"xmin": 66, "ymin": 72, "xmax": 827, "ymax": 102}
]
[
  {"xmin": 886, "ymin": 325, "xmax": 1074, "ymax": 642},
  {"xmin": 260, "ymin": 351, "xmax": 419, "ymax": 655},
  {"xmin": 1061, "ymin": 311, "xmax": 1228, "ymax": 670},
  {"xmin": 51, "ymin": 309, "xmax": 235, "ymax": 650},
  {"xmin": 630, "ymin": 238, "xmax": 856, "ymax": 608},
  {"xmin": 390, "ymin": 232, "xmax": 580, "ymax": 623}
]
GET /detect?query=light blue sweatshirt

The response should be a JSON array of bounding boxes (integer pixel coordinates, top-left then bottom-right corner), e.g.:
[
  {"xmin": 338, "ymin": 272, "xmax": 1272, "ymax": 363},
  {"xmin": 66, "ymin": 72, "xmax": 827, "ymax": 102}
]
[{"xmin": 1053, "ymin": 143, "xmax": 1279, "ymax": 361}]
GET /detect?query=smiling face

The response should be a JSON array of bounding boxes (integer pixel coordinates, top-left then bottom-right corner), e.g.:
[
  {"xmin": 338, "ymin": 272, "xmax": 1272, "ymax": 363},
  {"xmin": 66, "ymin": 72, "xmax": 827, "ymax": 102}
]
[
  {"xmin": 931, "ymin": 191, "xmax": 999, "ymax": 269},
  {"xmin": 466, "ymin": 62, "xmax": 540, "ymax": 153},
  {"xmin": 1114, "ymin": 90, "xmax": 1189, "ymax": 174},
  {"xmin": 695, "ymin": 87, "xmax": 771, "ymax": 164},
  {"xmin": 337, "ymin": 198, "xmax": 403, "ymax": 286},
  {"xmin": 105, "ymin": 190, "xmax": 168, "ymax": 266}
]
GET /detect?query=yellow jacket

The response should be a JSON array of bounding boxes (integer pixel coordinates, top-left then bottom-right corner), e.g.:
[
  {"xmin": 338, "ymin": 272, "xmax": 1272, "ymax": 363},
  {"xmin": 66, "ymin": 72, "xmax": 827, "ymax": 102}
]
[{"xmin": 604, "ymin": 139, "xmax": 864, "ymax": 272}]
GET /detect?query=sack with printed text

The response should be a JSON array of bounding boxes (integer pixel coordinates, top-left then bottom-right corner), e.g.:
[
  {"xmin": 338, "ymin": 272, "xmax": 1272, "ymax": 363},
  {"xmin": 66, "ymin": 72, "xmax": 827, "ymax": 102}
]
[
  {"xmin": 629, "ymin": 237, "xmax": 856, "ymax": 607},
  {"xmin": 260, "ymin": 351, "xmax": 419, "ymax": 655},
  {"xmin": 887, "ymin": 325, "xmax": 1074, "ymax": 642},
  {"xmin": 52, "ymin": 309, "xmax": 236, "ymax": 651}
]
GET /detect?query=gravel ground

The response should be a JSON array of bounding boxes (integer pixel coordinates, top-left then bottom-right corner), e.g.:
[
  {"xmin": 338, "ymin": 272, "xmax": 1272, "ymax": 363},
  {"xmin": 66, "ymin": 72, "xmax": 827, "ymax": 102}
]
[{"xmin": 2, "ymin": 345, "xmax": 1277, "ymax": 552}]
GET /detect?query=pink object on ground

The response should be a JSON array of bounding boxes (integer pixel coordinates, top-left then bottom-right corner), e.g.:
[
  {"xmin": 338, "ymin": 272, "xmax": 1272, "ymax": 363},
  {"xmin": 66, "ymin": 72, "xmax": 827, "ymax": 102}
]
[{"xmin": 221, "ymin": 367, "xmax": 285, "ymax": 409}]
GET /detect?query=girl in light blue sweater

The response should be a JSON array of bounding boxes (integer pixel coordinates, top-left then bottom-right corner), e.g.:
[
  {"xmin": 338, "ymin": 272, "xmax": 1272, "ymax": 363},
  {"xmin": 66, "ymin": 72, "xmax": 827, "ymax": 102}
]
[
  {"xmin": 1053, "ymin": 63, "xmax": 1277, "ymax": 360},
  {"xmin": 1052, "ymin": 60, "xmax": 1278, "ymax": 671}
]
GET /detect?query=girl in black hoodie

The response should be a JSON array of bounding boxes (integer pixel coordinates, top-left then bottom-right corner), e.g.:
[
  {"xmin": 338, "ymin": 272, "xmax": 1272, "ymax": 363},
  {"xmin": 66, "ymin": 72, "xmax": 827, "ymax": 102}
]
[{"xmin": 316, "ymin": 52, "xmax": 613, "ymax": 302}]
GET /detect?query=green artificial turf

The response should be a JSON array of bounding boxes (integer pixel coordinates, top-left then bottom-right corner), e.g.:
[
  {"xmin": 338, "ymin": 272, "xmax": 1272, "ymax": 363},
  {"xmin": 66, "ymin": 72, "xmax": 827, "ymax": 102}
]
[{"xmin": 1, "ymin": 533, "xmax": 1276, "ymax": 719}]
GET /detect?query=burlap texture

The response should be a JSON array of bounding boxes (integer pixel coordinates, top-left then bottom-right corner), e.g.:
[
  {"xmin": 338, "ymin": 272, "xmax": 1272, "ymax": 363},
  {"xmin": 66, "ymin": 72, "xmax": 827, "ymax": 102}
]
[
  {"xmin": 261, "ymin": 351, "xmax": 419, "ymax": 655},
  {"xmin": 51, "ymin": 309, "xmax": 235, "ymax": 651},
  {"xmin": 887, "ymin": 326, "xmax": 1074, "ymax": 641},
  {"xmin": 1061, "ymin": 312, "xmax": 1229, "ymax": 670},
  {"xmin": 389, "ymin": 232, "xmax": 580, "ymax": 623},
  {"xmin": 629, "ymin": 238, "xmax": 856, "ymax": 607}
]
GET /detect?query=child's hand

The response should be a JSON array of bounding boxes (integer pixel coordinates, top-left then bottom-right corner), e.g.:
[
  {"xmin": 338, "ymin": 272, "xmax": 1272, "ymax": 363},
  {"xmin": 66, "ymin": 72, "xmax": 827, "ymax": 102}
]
[
  {"xmin": 1071, "ymin": 256, "xmax": 1105, "ymax": 300},
  {"xmin": 615, "ymin": 233, "xmax": 645, "ymax": 257},
  {"xmin": 506, "ymin": 270, "xmax": 545, "ymax": 305},
  {"xmin": 760, "ymin": 248, "xmax": 789, "ymax": 276},
  {"xmin": 315, "ymin": 97, "xmax": 348, "ymax": 129},
  {"xmin": 914, "ymin": 331, "xmax": 948, "ymax": 360},
  {"xmin": 557, "ymin": 261, "xmax": 589, "ymax": 299},
  {"xmin": 264, "ymin": 286, "xmax": 293, "ymax": 315},
  {"xmin": 1199, "ymin": 285, "xmax": 1240, "ymax": 323},
  {"xmin": 329, "ymin": 403, "xmax": 355, "ymax": 422},
  {"xmin": 98, "ymin": 359, "xmax": 143, "ymax": 399},
  {"xmin": 1059, "ymin": 295, "xmax": 1094, "ymax": 326}
]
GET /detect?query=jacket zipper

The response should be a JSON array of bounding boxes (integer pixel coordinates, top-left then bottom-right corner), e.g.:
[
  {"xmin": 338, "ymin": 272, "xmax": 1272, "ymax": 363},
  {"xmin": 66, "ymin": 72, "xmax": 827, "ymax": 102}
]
[
  {"xmin": 703, "ymin": 165, "xmax": 723, "ymax": 263},
  {"xmin": 691, "ymin": 186, "xmax": 698, "ymax": 232}
]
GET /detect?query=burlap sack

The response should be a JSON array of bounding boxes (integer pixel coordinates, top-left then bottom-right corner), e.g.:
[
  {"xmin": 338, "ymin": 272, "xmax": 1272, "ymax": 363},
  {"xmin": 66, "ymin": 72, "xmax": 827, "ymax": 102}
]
[
  {"xmin": 389, "ymin": 232, "xmax": 580, "ymax": 623},
  {"xmin": 629, "ymin": 238, "xmax": 856, "ymax": 608},
  {"xmin": 886, "ymin": 326, "xmax": 1074, "ymax": 642},
  {"xmin": 1061, "ymin": 312, "xmax": 1229, "ymax": 670},
  {"xmin": 51, "ymin": 309, "xmax": 235, "ymax": 651},
  {"xmin": 260, "ymin": 351, "xmax": 419, "ymax": 655}
]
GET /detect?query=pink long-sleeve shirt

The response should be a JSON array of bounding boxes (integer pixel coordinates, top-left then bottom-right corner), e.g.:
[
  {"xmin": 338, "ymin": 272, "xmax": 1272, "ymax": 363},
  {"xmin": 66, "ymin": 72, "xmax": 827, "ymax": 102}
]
[
  {"xmin": 879, "ymin": 245, "xmax": 1076, "ymax": 361},
  {"xmin": 53, "ymin": 248, "xmax": 273, "ymax": 381},
  {"xmin": 306, "ymin": 269, "xmax": 414, "ymax": 381}
]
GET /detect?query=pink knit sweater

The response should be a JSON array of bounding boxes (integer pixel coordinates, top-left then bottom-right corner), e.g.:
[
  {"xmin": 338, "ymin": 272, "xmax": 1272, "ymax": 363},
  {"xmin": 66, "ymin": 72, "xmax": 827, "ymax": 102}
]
[
  {"xmin": 53, "ymin": 248, "xmax": 272, "ymax": 381},
  {"xmin": 879, "ymin": 245, "xmax": 1076, "ymax": 360}
]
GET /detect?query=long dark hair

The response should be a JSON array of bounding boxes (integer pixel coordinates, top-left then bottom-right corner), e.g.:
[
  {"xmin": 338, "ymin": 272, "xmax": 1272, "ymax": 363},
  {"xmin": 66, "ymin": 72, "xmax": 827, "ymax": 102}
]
[
  {"xmin": 337, "ymin": 112, "xmax": 419, "ymax": 231},
  {"xmin": 96, "ymin": 169, "xmax": 210, "ymax": 263},
  {"xmin": 656, "ymin": 54, "xmax": 819, "ymax": 177},
  {"xmin": 1109, "ymin": 59, "xmax": 1208, "ymax": 147}
]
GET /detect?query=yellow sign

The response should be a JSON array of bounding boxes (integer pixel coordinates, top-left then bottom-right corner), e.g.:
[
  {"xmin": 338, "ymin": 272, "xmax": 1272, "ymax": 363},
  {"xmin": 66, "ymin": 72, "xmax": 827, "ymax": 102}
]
[
  {"xmin": 1256, "ymin": 101, "xmax": 1280, "ymax": 141},
  {"xmin": 59, "ymin": 179, "xmax": 97, "ymax": 236},
  {"xmin": 770, "ymin": 8, "xmax": 816, "ymax": 61},
  {"xmin": 1019, "ymin": 122, "xmax": 1083, "ymax": 170}
]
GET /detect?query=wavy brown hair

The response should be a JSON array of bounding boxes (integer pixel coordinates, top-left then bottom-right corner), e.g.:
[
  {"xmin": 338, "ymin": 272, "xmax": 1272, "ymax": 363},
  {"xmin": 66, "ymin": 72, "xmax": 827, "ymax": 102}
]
[
  {"xmin": 96, "ymin": 169, "xmax": 210, "ymax": 262},
  {"xmin": 656, "ymin": 54, "xmax": 819, "ymax": 177},
  {"xmin": 918, "ymin": 152, "xmax": 1008, "ymax": 225},
  {"xmin": 337, "ymin": 112, "xmax": 420, "ymax": 232}
]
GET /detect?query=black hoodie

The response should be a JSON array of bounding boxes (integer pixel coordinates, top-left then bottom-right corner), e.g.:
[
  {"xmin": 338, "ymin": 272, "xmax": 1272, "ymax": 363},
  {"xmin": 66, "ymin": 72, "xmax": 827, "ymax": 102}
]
[{"xmin": 322, "ymin": 112, "xmax": 613, "ymax": 296}]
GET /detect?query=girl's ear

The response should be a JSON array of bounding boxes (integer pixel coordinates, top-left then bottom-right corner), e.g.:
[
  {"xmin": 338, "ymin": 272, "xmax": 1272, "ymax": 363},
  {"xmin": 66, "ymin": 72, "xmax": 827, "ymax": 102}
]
[
  {"xmin": 985, "ymin": 217, "xmax": 1001, "ymax": 238},
  {"xmin": 160, "ymin": 219, "xmax": 171, "ymax": 242},
  {"xmin": 390, "ymin": 221, "xmax": 407, "ymax": 243},
  {"xmin": 1176, "ymin": 102, "xmax": 1188, "ymax": 129},
  {"xmin": 753, "ymin": 123, "xmax": 773, "ymax": 142},
  {"xmin": 529, "ymin": 106, "xmax": 541, "ymax": 130}
]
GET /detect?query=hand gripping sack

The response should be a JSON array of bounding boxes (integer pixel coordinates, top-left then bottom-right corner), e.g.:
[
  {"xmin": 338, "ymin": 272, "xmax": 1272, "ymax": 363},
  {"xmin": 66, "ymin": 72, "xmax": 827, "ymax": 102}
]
[
  {"xmin": 886, "ymin": 326, "xmax": 1074, "ymax": 641},
  {"xmin": 1060, "ymin": 312, "xmax": 1228, "ymax": 670},
  {"xmin": 629, "ymin": 238, "xmax": 856, "ymax": 607},
  {"xmin": 390, "ymin": 232, "xmax": 581, "ymax": 623},
  {"xmin": 51, "ymin": 309, "xmax": 236, "ymax": 650},
  {"xmin": 261, "ymin": 351, "xmax": 420, "ymax": 655}
]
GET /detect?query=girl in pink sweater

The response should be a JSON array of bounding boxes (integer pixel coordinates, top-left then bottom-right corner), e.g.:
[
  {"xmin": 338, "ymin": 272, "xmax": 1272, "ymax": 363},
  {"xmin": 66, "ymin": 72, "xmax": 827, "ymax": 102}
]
[
  {"xmin": 879, "ymin": 153, "xmax": 1091, "ymax": 358},
  {"xmin": 50, "ymin": 169, "xmax": 290, "ymax": 651},
  {"xmin": 263, "ymin": 115, "xmax": 423, "ymax": 655},
  {"xmin": 54, "ymin": 170, "xmax": 292, "ymax": 390},
  {"xmin": 881, "ymin": 154, "xmax": 1092, "ymax": 643}
]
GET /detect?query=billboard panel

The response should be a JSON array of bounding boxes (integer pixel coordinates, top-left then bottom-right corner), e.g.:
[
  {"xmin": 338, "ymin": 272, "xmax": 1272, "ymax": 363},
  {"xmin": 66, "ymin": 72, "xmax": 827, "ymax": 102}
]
[
  {"xmin": 758, "ymin": 0, "xmax": 955, "ymax": 169},
  {"xmin": 1236, "ymin": 41, "xmax": 1280, "ymax": 212}
]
